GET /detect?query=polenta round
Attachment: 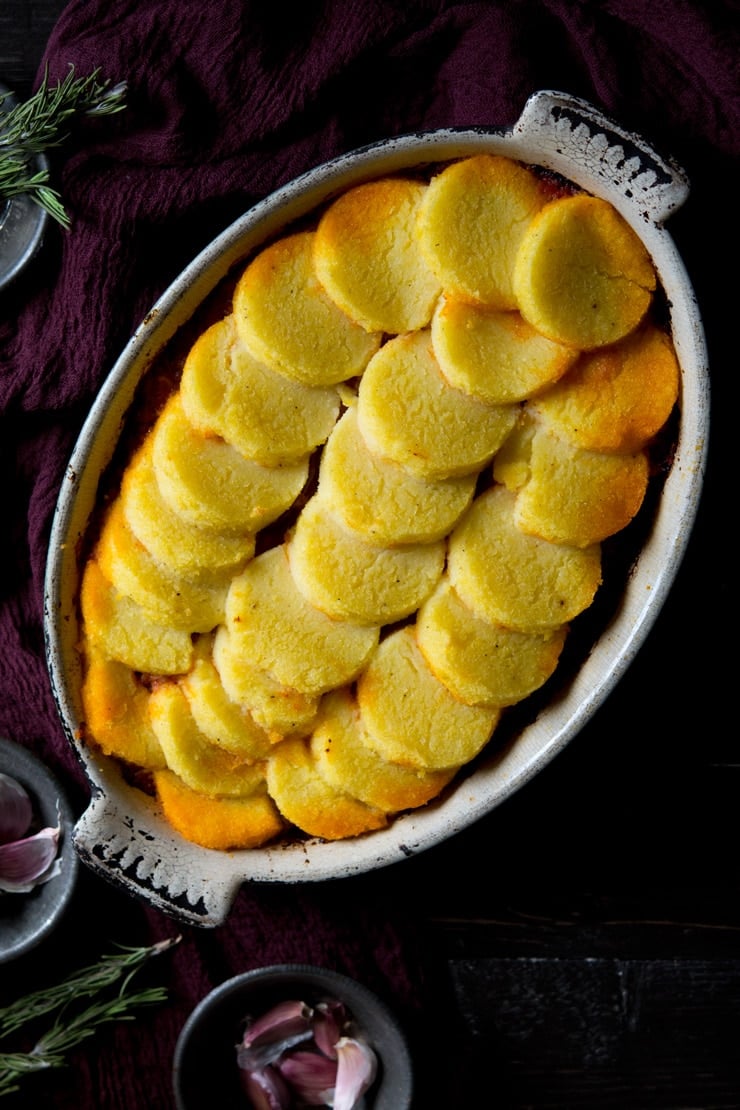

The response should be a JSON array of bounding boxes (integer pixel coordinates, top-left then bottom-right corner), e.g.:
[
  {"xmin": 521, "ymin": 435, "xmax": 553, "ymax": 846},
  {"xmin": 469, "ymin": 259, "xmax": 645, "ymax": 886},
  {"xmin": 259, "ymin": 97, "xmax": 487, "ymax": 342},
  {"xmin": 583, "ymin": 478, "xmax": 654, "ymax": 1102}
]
[
  {"xmin": 287, "ymin": 493, "xmax": 445, "ymax": 625},
  {"xmin": 513, "ymin": 194, "xmax": 656, "ymax": 349}
]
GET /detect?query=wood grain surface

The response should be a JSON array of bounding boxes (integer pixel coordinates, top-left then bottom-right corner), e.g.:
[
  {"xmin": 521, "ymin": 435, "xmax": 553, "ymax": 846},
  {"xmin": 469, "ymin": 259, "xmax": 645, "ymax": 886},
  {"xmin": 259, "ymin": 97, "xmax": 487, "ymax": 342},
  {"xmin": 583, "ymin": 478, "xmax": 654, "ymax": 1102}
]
[{"xmin": 0, "ymin": 0, "xmax": 65, "ymax": 92}]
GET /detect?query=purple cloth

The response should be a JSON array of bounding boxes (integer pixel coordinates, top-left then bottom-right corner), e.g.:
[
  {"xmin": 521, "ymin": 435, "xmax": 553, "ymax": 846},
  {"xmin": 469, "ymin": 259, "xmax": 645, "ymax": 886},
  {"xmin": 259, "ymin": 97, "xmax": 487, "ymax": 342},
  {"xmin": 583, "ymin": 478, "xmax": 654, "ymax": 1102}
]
[{"xmin": 0, "ymin": 1, "xmax": 737, "ymax": 1106}]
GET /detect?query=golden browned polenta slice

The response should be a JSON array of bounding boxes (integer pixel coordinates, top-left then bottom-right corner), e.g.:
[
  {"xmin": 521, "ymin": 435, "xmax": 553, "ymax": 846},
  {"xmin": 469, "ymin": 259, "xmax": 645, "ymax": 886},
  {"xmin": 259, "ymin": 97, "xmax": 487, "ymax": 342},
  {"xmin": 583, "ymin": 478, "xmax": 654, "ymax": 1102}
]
[
  {"xmin": 416, "ymin": 155, "xmax": 547, "ymax": 308},
  {"xmin": 180, "ymin": 646, "xmax": 275, "ymax": 760},
  {"xmin": 319, "ymin": 406, "xmax": 476, "ymax": 544},
  {"xmin": 531, "ymin": 324, "xmax": 680, "ymax": 453},
  {"xmin": 212, "ymin": 627, "xmax": 321, "ymax": 737},
  {"xmin": 357, "ymin": 330, "xmax": 518, "ymax": 478},
  {"xmin": 152, "ymin": 394, "xmax": 308, "ymax": 533},
  {"xmin": 313, "ymin": 177, "xmax": 442, "ymax": 334},
  {"xmin": 81, "ymin": 651, "xmax": 166, "ymax": 769},
  {"xmin": 287, "ymin": 494, "xmax": 445, "ymax": 625},
  {"xmin": 233, "ymin": 231, "xmax": 381, "ymax": 386},
  {"xmin": 416, "ymin": 579, "xmax": 568, "ymax": 707},
  {"xmin": 512, "ymin": 194, "xmax": 656, "ymax": 349},
  {"xmin": 266, "ymin": 735, "xmax": 387, "ymax": 840},
  {"xmin": 154, "ymin": 769, "xmax": 284, "ymax": 850},
  {"xmin": 357, "ymin": 627, "xmax": 499, "ymax": 771},
  {"xmin": 226, "ymin": 546, "xmax": 380, "ymax": 696},
  {"xmin": 97, "ymin": 501, "xmax": 227, "ymax": 633},
  {"xmin": 431, "ymin": 296, "xmax": 578, "ymax": 404},
  {"xmin": 80, "ymin": 559, "xmax": 193, "ymax": 675},
  {"xmin": 448, "ymin": 486, "xmax": 602, "ymax": 631},
  {"xmin": 180, "ymin": 314, "xmax": 341, "ymax": 465},
  {"xmin": 310, "ymin": 690, "xmax": 455, "ymax": 812},
  {"xmin": 504, "ymin": 423, "xmax": 650, "ymax": 548},
  {"xmin": 121, "ymin": 438, "xmax": 256, "ymax": 583},
  {"xmin": 149, "ymin": 682, "xmax": 267, "ymax": 796}
]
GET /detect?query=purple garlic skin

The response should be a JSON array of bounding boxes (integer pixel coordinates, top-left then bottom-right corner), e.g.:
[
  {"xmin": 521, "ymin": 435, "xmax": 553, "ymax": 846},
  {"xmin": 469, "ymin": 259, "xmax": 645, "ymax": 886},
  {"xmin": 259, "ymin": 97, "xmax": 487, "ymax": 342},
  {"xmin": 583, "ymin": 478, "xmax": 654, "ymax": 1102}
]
[{"xmin": 0, "ymin": 772, "xmax": 61, "ymax": 894}]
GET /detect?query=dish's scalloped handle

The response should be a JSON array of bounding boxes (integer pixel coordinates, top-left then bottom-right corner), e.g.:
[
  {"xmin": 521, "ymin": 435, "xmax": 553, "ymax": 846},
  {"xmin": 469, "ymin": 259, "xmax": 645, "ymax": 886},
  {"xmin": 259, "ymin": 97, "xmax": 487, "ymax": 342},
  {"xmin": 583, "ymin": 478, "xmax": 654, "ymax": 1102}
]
[
  {"xmin": 514, "ymin": 89, "xmax": 689, "ymax": 224},
  {"xmin": 73, "ymin": 790, "xmax": 241, "ymax": 927}
]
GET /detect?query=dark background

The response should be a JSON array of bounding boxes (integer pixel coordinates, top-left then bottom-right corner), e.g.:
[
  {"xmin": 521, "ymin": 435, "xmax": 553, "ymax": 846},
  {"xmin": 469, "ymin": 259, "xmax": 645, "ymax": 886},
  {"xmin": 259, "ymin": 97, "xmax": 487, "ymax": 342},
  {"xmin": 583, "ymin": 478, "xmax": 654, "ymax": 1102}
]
[{"xmin": 2, "ymin": 2, "xmax": 737, "ymax": 1108}]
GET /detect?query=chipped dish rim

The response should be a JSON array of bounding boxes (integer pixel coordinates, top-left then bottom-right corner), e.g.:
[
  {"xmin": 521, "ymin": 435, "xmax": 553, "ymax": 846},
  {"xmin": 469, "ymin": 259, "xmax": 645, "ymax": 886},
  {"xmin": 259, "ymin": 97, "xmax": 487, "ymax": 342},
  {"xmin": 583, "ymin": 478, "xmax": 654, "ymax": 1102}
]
[{"xmin": 43, "ymin": 90, "xmax": 709, "ymax": 926}]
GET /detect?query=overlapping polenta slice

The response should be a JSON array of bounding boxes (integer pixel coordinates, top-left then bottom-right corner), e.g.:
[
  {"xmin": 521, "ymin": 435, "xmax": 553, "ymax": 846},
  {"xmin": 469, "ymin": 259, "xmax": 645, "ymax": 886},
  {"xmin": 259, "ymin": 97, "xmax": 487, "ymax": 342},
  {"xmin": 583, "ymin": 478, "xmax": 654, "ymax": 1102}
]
[
  {"xmin": 266, "ymin": 735, "xmax": 388, "ymax": 840},
  {"xmin": 212, "ymin": 626, "xmax": 321, "ymax": 736},
  {"xmin": 233, "ymin": 230, "xmax": 381, "ymax": 386},
  {"xmin": 81, "ymin": 559, "xmax": 194, "ymax": 675},
  {"xmin": 226, "ymin": 546, "xmax": 380, "ymax": 696},
  {"xmin": 152, "ymin": 394, "xmax": 309, "ymax": 533},
  {"xmin": 154, "ymin": 769, "xmax": 284, "ymax": 850},
  {"xmin": 96, "ymin": 501, "xmax": 228, "ymax": 632},
  {"xmin": 310, "ymin": 689, "xmax": 455, "ymax": 812},
  {"xmin": 287, "ymin": 493, "xmax": 445, "ymax": 625},
  {"xmin": 81, "ymin": 651, "xmax": 165, "ymax": 769},
  {"xmin": 530, "ymin": 323, "xmax": 680, "ymax": 454},
  {"xmin": 357, "ymin": 627, "xmax": 499, "ymax": 771},
  {"xmin": 512, "ymin": 194, "xmax": 656, "ymax": 349},
  {"xmin": 149, "ymin": 683, "xmax": 267, "ymax": 797},
  {"xmin": 416, "ymin": 579, "xmax": 568, "ymax": 708},
  {"xmin": 356, "ymin": 329, "xmax": 519, "ymax": 478},
  {"xmin": 319, "ymin": 405, "xmax": 477, "ymax": 543},
  {"xmin": 180, "ymin": 314, "xmax": 341, "ymax": 465},
  {"xmin": 416, "ymin": 154, "xmax": 548, "ymax": 308},
  {"xmin": 121, "ymin": 438, "xmax": 256, "ymax": 583},
  {"xmin": 180, "ymin": 643, "xmax": 275, "ymax": 760},
  {"xmin": 313, "ymin": 177, "xmax": 442, "ymax": 334},
  {"xmin": 431, "ymin": 296, "xmax": 578, "ymax": 404},
  {"xmin": 497, "ymin": 421, "xmax": 650, "ymax": 548},
  {"xmin": 448, "ymin": 486, "xmax": 602, "ymax": 631}
]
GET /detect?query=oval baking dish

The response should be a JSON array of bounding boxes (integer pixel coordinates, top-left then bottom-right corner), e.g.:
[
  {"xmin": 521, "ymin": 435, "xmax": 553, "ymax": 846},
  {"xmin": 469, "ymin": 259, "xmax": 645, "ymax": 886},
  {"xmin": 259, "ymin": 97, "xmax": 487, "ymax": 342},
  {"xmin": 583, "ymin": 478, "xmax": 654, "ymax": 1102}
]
[{"xmin": 44, "ymin": 90, "xmax": 709, "ymax": 927}]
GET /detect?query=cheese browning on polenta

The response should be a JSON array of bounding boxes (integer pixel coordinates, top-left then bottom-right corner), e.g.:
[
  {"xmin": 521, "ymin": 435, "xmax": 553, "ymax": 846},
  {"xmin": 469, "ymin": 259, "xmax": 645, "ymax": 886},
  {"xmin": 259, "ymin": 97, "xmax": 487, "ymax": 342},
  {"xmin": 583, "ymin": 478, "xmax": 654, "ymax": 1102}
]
[{"xmin": 78, "ymin": 155, "xmax": 680, "ymax": 850}]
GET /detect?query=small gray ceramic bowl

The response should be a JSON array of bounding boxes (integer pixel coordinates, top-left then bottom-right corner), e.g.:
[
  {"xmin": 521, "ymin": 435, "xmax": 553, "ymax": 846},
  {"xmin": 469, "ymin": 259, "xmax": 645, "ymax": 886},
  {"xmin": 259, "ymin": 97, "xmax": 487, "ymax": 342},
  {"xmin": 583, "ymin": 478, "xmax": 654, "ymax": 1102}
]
[
  {"xmin": 0, "ymin": 83, "xmax": 49, "ymax": 292},
  {"xmin": 172, "ymin": 964, "xmax": 413, "ymax": 1110},
  {"xmin": 0, "ymin": 736, "xmax": 79, "ymax": 964}
]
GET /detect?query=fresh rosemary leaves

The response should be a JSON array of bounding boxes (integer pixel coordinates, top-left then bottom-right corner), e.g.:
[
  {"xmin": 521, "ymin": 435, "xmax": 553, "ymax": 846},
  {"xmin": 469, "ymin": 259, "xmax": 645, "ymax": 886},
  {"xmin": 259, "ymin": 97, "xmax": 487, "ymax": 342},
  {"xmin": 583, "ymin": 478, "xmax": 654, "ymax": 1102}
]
[
  {"xmin": 0, "ymin": 65, "xmax": 126, "ymax": 228},
  {"xmin": 0, "ymin": 936, "xmax": 178, "ymax": 1097}
]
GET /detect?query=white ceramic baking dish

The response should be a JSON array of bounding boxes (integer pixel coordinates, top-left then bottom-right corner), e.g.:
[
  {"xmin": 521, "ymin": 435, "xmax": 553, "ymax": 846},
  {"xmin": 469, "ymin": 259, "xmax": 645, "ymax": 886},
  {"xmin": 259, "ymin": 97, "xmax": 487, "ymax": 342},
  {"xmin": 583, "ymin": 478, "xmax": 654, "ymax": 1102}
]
[{"xmin": 43, "ymin": 89, "xmax": 709, "ymax": 927}]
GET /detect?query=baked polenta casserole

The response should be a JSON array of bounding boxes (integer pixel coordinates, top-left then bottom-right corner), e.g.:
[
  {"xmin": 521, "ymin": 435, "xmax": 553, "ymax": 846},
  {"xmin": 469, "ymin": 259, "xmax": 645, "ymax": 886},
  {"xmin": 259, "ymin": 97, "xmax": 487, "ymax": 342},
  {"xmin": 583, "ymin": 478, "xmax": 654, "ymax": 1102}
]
[{"xmin": 78, "ymin": 154, "xmax": 679, "ymax": 850}]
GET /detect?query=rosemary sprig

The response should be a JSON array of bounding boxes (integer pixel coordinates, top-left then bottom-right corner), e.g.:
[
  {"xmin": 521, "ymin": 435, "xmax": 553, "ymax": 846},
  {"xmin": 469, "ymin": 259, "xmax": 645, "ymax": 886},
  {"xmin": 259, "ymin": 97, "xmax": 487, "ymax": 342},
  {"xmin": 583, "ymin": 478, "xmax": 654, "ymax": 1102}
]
[
  {"xmin": 0, "ymin": 64, "xmax": 126, "ymax": 228},
  {"xmin": 0, "ymin": 937, "xmax": 179, "ymax": 1098},
  {"xmin": 0, "ymin": 936, "xmax": 178, "ymax": 1039},
  {"xmin": 0, "ymin": 985, "xmax": 169, "ymax": 1098}
]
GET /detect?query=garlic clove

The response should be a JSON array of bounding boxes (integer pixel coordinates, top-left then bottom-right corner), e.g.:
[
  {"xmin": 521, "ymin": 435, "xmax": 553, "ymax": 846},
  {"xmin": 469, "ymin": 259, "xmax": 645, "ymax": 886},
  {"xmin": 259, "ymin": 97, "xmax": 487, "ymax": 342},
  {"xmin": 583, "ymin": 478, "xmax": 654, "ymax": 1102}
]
[
  {"xmin": 332, "ymin": 1036, "xmax": 378, "ymax": 1110},
  {"xmin": 0, "ymin": 772, "xmax": 33, "ymax": 843},
  {"xmin": 240, "ymin": 1064, "xmax": 292, "ymax": 1110},
  {"xmin": 277, "ymin": 1048, "xmax": 338, "ymax": 1105},
  {"xmin": 0, "ymin": 825, "xmax": 61, "ymax": 893},
  {"xmin": 238, "ymin": 999, "xmax": 314, "ymax": 1071},
  {"xmin": 313, "ymin": 999, "xmax": 347, "ymax": 1059},
  {"xmin": 242, "ymin": 1000, "xmax": 314, "ymax": 1049}
]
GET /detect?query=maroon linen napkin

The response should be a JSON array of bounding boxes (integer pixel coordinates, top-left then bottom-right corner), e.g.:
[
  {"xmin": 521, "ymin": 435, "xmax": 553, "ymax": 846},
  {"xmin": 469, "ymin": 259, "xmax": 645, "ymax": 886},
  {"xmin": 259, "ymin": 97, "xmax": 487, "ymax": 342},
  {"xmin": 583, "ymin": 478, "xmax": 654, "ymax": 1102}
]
[{"xmin": 0, "ymin": 1, "xmax": 737, "ymax": 1107}]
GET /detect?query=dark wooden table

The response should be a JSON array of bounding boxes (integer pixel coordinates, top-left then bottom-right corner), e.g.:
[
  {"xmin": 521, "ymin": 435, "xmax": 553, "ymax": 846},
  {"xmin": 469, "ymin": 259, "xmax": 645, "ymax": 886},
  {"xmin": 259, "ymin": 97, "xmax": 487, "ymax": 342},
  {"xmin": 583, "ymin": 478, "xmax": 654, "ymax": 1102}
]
[{"xmin": 3, "ymin": 4, "xmax": 736, "ymax": 1108}]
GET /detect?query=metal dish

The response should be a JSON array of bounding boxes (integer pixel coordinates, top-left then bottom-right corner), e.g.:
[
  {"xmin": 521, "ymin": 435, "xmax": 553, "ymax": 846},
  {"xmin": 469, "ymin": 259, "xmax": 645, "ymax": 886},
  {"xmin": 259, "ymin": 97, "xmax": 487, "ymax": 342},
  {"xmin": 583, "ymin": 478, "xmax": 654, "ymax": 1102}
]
[
  {"xmin": 0, "ymin": 83, "xmax": 49, "ymax": 292},
  {"xmin": 0, "ymin": 736, "xmax": 79, "ymax": 964},
  {"xmin": 43, "ymin": 89, "xmax": 709, "ymax": 926},
  {"xmin": 172, "ymin": 964, "xmax": 413, "ymax": 1110}
]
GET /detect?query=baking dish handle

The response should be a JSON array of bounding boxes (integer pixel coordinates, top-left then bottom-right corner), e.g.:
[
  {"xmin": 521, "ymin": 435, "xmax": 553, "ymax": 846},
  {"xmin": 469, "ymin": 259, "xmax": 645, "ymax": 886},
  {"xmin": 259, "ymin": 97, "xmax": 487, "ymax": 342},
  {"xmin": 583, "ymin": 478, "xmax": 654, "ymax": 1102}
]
[
  {"xmin": 514, "ymin": 89, "xmax": 689, "ymax": 225},
  {"xmin": 73, "ymin": 790, "xmax": 242, "ymax": 927}
]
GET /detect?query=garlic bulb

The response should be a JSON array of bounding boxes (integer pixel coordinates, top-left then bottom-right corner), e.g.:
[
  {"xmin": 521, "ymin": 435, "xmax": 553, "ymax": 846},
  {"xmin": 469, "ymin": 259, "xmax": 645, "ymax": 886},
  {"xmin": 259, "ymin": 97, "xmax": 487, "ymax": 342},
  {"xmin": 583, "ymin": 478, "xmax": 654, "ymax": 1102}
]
[{"xmin": 237, "ymin": 996, "xmax": 378, "ymax": 1109}]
